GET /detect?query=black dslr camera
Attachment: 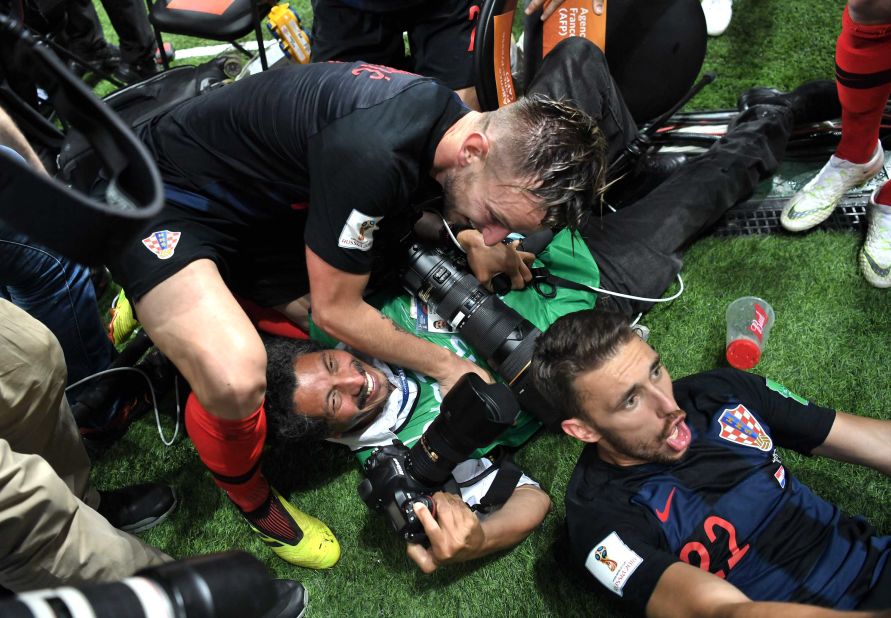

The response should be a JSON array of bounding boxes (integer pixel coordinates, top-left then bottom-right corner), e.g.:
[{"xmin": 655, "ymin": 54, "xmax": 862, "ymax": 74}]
[
  {"xmin": 401, "ymin": 239, "xmax": 560, "ymax": 427},
  {"xmin": 357, "ymin": 373, "xmax": 519, "ymax": 544}
]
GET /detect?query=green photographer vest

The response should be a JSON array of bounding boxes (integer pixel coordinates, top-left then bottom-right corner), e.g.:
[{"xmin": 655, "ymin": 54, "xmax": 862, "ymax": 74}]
[{"xmin": 309, "ymin": 228, "xmax": 600, "ymax": 463}]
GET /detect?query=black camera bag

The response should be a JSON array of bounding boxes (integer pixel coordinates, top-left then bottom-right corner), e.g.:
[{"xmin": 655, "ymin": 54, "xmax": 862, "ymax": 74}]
[{"xmin": 58, "ymin": 58, "xmax": 230, "ymax": 193}]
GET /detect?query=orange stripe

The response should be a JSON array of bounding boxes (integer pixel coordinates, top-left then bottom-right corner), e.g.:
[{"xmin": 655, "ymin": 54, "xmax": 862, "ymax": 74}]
[{"xmin": 166, "ymin": 0, "xmax": 234, "ymax": 16}]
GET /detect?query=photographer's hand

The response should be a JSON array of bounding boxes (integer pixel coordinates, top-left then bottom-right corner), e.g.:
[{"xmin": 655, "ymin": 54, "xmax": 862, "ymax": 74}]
[
  {"xmin": 457, "ymin": 229, "xmax": 534, "ymax": 291},
  {"xmin": 406, "ymin": 492, "xmax": 485, "ymax": 573},
  {"xmin": 435, "ymin": 358, "xmax": 493, "ymax": 396},
  {"xmin": 407, "ymin": 485, "xmax": 551, "ymax": 573}
]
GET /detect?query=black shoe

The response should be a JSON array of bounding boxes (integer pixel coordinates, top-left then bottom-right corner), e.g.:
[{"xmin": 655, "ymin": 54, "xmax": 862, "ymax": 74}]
[
  {"xmin": 604, "ymin": 151, "xmax": 690, "ymax": 209},
  {"xmin": 737, "ymin": 80, "xmax": 840, "ymax": 124},
  {"xmin": 97, "ymin": 483, "xmax": 177, "ymax": 533},
  {"xmin": 261, "ymin": 580, "xmax": 308, "ymax": 618},
  {"xmin": 113, "ymin": 57, "xmax": 160, "ymax": 85},
  {"xmin": 69, "ymin": 43, "xmax": 121, "ymax": 77},
  {"xmin": 605, "ymin": 151, "xmax": 691, "ymax": 209},
  {"xmin": 75, "ymin": 393, "xmax": 143, "ymax": 450},
  {"xmin": 638, "ymin": 151, "xmax": 689, "ymax": 179},
  {"xmin": 90, "ymin": 266, "xmax": 111, "ymax": 299}
]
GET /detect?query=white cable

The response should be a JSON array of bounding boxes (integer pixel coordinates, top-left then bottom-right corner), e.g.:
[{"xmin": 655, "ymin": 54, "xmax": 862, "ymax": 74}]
[
  {"xmin": 440, "ymin": 214, "xmax": 467, "ymax": 253},
  {"xmin": 434, "ymin": 209, "xmax": 684, "ymax": 304},
  {"xmin": 584, "ymin": 272, "xmax": 685, "ymax": 304},
  {"xmin": 65, "ymin": 366, "xmax": 180, "ymax": 446}
]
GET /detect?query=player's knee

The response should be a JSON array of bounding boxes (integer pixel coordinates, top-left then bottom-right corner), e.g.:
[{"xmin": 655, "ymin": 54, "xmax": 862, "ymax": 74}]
[{"xmin": 193, "ymin": 346, "xmax": 268, "ymax": 417}]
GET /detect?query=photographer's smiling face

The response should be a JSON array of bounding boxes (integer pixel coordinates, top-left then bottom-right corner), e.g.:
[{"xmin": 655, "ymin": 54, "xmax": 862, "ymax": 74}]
[{"xmin": 291, "ymin": 350, "xmax": 394, "ymax": 434}]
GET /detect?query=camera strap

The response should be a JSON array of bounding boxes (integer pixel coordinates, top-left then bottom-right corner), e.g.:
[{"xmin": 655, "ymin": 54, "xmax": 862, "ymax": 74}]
[
  {"xmin": 528, "ymin": 267, "xmax": 593, "ymax": 299},
  {"xmin": 394, "ymin": 367, "xmax": 410, "ymax": 415},
  {"xmin": 468, "ymin": 448, "xmax": 524, "ymax": 514}
]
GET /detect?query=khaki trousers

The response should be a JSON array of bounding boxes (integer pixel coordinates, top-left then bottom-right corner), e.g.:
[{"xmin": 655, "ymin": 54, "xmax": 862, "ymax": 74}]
[{"xmin": 0, "ymin": 299, "xmax": 168, "ymax": 592}]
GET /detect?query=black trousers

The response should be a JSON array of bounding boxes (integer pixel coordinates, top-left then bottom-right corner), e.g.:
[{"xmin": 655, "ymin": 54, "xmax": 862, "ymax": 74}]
[
  {"xmin": 526, "ymin": 38, "xmax": 794, "ymax": 315},
  {"xmin": 64, "ymin": 0, "xmax": 155, "ymax": 65}
]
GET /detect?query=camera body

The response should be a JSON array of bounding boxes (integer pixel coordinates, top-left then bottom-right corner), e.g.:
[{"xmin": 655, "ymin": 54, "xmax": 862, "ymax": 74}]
[
  {"xmin": 357, "ymin": 373, "xmax": 519, "ymax": 544},
  {"xmin": 401, "ymin": 241, "xmax": 559, "ymax": 427},
  {"xmin": 358, "ymin": 442, "xmax": 436, "ymax": 543}
]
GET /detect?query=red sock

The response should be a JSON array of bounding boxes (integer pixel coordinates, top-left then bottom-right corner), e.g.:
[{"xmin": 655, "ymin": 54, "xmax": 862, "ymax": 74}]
[
  {"xmin": 876, "ymin": 181, "xmax": 891, "ymax": 206},
  {"xmin": 834, "ymin": 7, "xmax": 891, "ymax": 163},
  {"xmin": 185, "ymin": 393, "xmax": 270, "ymax": 512}
]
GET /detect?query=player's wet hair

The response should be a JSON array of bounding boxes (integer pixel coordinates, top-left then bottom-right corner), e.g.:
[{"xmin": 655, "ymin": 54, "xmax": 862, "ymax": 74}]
[
  {"xmin": 531, "ymin": 310, "xmax": 634, "ymax": 421},
  {"xmin": 487, "ymin": 93, "xmax": 606, "ymax": 231}
]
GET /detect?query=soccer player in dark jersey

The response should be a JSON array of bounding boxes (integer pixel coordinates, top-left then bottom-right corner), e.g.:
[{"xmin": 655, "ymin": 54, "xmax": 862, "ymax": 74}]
[
  {"xmin": 531, "ymin": 310, "xmax": 891, "ymax": 616},
  {"xmin": 106, "ymin": 58, "xmax": 601, "ymax": 569}
]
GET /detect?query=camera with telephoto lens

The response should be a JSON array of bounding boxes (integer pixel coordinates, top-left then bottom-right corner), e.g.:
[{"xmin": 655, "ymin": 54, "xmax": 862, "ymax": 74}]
[
  {"xmin": 400, "ymin": 239, "xmax": 560, "ymax": 428},
  {"xmin": 357, "ymin": 373, "xmax": 520, "ymax": 544},
  {"xmin": 0, "ymin": 551, "xmax": 288, "ymax": 618}
]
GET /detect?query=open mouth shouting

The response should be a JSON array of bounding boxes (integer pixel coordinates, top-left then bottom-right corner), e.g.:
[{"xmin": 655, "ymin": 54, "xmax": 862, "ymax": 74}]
[{"xmin": 664, "ymin": 415, "xmax": 692, "ymax": 453}]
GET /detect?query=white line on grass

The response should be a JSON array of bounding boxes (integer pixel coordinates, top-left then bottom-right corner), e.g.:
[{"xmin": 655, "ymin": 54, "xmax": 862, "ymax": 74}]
[{"xmin": 174, "ymin": 41, "xmax": 262, "ymax": 59}]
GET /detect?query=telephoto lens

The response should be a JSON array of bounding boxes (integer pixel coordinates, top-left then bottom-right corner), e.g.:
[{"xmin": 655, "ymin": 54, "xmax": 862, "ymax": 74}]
[
  {"xmin": 0, "ymin": 551, "xmax": 279, "ymax": 618},
  {"xmin": 402, "ymin": 242, "xmax": 538, "ymax": 379},
  {"xmin": 401, "ymin": 242, "xmax": 561, "ymax": 427}
]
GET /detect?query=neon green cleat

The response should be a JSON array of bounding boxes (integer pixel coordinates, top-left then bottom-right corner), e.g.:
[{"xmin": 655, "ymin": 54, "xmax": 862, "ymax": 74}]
[
  {"xmin": 243, "ymin": 487, "xmax": 341, "ymax": 569},
  {"xmin": 108, "ymin": 289, "xmax": 140, "ymax": 345}
]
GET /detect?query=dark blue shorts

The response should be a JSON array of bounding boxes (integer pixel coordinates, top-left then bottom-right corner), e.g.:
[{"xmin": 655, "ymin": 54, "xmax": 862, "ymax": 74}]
[{"xmin": 106, "ymin": 191, "xmax": 310, "ymax": 307}]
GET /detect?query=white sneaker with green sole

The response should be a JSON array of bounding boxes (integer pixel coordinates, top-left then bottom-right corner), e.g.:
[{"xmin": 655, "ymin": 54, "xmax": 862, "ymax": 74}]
[
  {"xmin": 859, "ymin": 185, "xmax": 891, "ymax": 288},
  {"xmin": 781, "ymin": 142, "xmax": 885, "ymax": 233}
]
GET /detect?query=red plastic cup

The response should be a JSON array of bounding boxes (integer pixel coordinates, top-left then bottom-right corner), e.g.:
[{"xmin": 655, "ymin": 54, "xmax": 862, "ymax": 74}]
[{"xmin": 725, "ymin": 297, "xmax": 775, "ymax": 370}]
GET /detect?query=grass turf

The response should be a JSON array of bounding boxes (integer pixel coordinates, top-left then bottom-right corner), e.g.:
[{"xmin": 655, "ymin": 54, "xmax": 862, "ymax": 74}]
[{"xmin": 87, "ymin": 0, "xmax": 890, "ymax": 615}]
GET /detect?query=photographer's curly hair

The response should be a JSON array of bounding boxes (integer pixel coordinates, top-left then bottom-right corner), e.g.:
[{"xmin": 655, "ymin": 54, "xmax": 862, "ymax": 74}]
[
  {"xmin": 263, "ymin": 335, "xmax": 333, "ymax": 444},
  {"xmin": 531, "ymin": 310, "xmax": 634, "ymax": 422},
  {"xmin": 487, "ymin": 94, "xmax": 607, "ymax": 231}
]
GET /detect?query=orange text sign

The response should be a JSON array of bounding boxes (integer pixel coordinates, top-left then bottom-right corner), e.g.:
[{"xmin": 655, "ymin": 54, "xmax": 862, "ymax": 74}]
[
  {"xmin": 542, "ymin": 0, "xmax": 606, "ymax": 58},
  {"xmin": 492, "ymin": 9, "xmax": 517, "ymax": 107}
]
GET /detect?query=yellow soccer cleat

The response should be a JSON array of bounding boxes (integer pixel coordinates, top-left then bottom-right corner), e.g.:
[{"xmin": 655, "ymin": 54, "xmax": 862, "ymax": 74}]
[
  {"xmin": 108, "ymin": 289, "xmax": 140, "ymax": 345},
  {"xmin": 243, "ymin": 487, "xmax": 340, "ymax": 569}
]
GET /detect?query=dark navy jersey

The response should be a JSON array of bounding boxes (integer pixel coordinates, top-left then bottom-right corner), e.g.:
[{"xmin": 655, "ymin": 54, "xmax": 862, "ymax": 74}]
[
  {"xmin": 138, "ymin": 61, "xmax": 468, "ymax": 275},
  {"xmin": 565, "ymin": 368, "xmax": 891, "ymax": 613}
]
